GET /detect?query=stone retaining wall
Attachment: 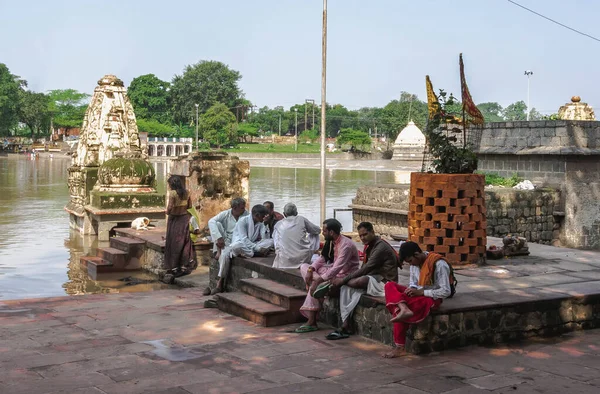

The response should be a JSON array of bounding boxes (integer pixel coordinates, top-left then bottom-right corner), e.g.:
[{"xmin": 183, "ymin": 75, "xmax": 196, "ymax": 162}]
[
  {"xmin": 351, "ymin": 184, "xmax": 409, "ymax": 236},
  {"xmin": 486, "ymin": 188, "xmax": 563, "ymax": 245}
]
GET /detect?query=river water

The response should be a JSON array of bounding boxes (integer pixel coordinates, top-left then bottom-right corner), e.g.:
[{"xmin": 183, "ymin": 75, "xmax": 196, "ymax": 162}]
[{"xmin": 0, "ymin": 156, "xmax": 409, "ymax": 301}]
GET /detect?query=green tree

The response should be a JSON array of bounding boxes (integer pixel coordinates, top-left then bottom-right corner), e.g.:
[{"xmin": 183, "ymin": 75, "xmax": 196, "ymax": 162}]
[
  {"xmin": 136, "ymin": 118, "xmax": 176, "ymax": 137},
  {"xmin": 477, "ymin": 102, "xmax": 504, "ymax": 122},
  {"xmin": 529, "ymin": 108, "xmax": 543, "ymax": 121},
  {"xmin": 128, "ymin": 74, "xmax": 171, "ymax": 123},
  {"xmin": 237, "ymin": 122, "xmax": 259, "ymax": 143},
  {"xmin": 502, "ymin": 100, "xmax": 527, "ymax": 121},
  {"xmin": 336, "ymin": 128, "xmax": 372, "ymax": 151},
  {"xmin": 326, "ymin": 104, "xmax": 355, "ymax": 138},
  {"xmin": 171, "ymin": 60, "xmax": 243, "ymax": 124},
  {"xmin": 19, "ymin": 90, "xmax": 51, "ymax": 137},
  {"xmin": 0, "ymin": 63, "xmax": 23, "ymax": 136},
  {"xmin": 380, "ymin": 93, "xmax": 428, "ymax": 141},
  {"xmin": 200, "ymin": 103, "xmax": 237, "ymax": 147},
  {"xmin": 47, "ymin": 89, "xmax": 89, "ymax": 130}
]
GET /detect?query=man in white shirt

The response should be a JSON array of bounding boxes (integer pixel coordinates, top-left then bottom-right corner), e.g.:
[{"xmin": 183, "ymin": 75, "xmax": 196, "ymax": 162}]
[
  {"xmin": 382, "ymin": 241, "xmax": 456, "ymax": 358},
  {"xmin": 272, "ymin": 203, "xmax": 321, "ymax": 269},
  {"xmin": 207, "ymin": 198, "xmax": 248, "ymax": 294},
  {"xmin": 212, "ymin": 204, "xmax": 274, "ymax": 294}
]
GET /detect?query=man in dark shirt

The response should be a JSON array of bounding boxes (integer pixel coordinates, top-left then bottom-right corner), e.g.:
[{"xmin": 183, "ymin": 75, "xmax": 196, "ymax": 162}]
[{"xmin": 326, "ymin": 221, "xmax": 400, "ymax": 339}]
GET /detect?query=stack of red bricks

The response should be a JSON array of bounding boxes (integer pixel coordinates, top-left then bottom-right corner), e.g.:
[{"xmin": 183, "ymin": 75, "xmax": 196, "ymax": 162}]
[{"xmin": 409, "ymin": 173, "xmax": 487, "ymax": 265}]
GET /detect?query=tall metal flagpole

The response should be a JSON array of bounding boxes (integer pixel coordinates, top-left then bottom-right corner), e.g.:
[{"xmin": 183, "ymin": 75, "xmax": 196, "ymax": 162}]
[{"xmin": 320, "ymin": 0, "xmax": 328, "ymax": 224}]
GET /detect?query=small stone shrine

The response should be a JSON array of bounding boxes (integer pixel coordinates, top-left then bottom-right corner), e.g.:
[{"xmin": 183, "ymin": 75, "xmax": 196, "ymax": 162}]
[
  {"xmin": 392, "ymin": 121, "xmax": 426, "ymax": 163},
  {"xmin": 558, "ymin": 96, "xmax": 596, "ymax": 121},
  {"xmin": 65, "ymin": 75, "xmax": 164, "ymax": 240},
  {"xmin": 169, "ymin": 151, "xmax": 250, "ymax": 232}
]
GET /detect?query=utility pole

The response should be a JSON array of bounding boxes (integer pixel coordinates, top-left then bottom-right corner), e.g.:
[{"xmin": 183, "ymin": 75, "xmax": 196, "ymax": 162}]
[
  {"xmin": 305, "ymin": 99, "xmax": 315, "ymax": 130},
  {"xmin": 294, "ymin": 108, "xmax": 298, "ymax": 152},
  {"xmin": 278, "ymin": 114, "xmax": 282, "ymax": 136},
  {"xmin": 525, "ymin": 70, "xmax": 533, "ymax": 121},
  {"xmin": 194, "ymin": 103, "xmax": 199, "ymax": 149},
  {"xmin": 320, "ymin": 0, "xmax": 327, "ymax": 223}
]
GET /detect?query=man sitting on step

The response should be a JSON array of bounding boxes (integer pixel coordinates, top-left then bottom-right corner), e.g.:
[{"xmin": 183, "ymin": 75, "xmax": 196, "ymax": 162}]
[
  {"xmin": 272, "ymin": 203, "xmax": 321, "ymax": 269},
  {"xmin": 326, "ymin": 221, "xmax": 400, "ymax": 340},
  {"xmin": 294, "ymin": 218, "xmax": 360, "ymax": 333},
  {"xmin": 206, "ymin": 198, "xmax": 248, "ymax": 295},
  {"xmin": 211, "ymin": 204, "xmax": 274, "ymax": 294},
  {"xmin": 382, "ymin": 241, "xmax": 456, "ymax": 358}
]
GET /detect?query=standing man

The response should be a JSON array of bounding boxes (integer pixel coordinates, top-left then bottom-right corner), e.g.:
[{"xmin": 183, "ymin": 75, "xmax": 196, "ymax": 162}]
[
  {"xmin": 294, "ymin": 218, "xmax": 360, "ymax": 333},
  {"xmin": 207, "ymin": 197, "xmax": 248, "ymax": 294},
  {"xmin": 382, "ymin": 241, "xmax": 456, "ymax": 358},
  {"xmin": 272, "ymin": 203, "xmax": 321, "ymax": 269},
  {"xmin": 327, "ymin": 222, "xmax": 400, "ymax": 339},
  {"xmin": 211, "ymin": 204, "xmax": 274, "ymax": 294}
]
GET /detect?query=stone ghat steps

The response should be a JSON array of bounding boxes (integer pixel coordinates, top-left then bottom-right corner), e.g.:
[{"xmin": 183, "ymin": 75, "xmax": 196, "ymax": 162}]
[
  {"xmin": 79, "ymin": 236, "xmax": 144, "ymax": 279},
  {"xmin": 216, "ymin": 278, "xmax": 306, "ymax": 327}
]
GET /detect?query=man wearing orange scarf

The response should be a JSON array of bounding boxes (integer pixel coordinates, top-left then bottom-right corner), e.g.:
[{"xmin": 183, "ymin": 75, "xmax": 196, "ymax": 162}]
[{"xmin": 383, "ymin": 241, "xmax": 454, "ymax": 358}]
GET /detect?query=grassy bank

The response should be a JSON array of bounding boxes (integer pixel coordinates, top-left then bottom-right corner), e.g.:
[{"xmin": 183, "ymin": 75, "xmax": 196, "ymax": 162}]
[{"xmin": 223, "ymin": 143, "xmax": 340, "ymax": 154}]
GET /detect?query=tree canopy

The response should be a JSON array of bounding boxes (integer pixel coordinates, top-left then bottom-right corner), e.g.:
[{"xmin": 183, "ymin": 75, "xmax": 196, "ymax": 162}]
[
  {"xmin": 47, "ymin": 89, "xmax": 89, "ymax": 129},
  {"xmin": 0, "ymin": 63, "xmax": 22, "ymax": 136},
  {"xmin": 128, "ymin": 74, "xmax": 171, "ymax": 123},
  {"xmin": 171, "ymin": 61, "xmax": 243, "ymax": 125},
  {"xmin": 200, "ymin": 103, "xmax": 237, "ymax": 147}
]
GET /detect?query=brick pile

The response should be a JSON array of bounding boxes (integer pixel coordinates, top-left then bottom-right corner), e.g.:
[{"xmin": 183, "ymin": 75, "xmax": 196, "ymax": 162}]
[{"xmin": 408, "ymin": 173, "xmax": 487, "ymax": 265}]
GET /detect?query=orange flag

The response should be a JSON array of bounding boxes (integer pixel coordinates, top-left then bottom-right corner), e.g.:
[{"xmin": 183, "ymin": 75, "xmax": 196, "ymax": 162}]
[{"xmin": 459, "ymin": 54, "xmax": 484, "ymax": 125}]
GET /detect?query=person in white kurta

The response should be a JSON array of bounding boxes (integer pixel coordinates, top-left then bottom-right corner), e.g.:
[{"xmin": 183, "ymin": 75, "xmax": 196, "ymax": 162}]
[
  {"xmin": 207, "ymin": 197, "xmax": 248, "ymax": 255},
  {"xmin": 213, "ymin": 204, "xmax": 274, "ymax": 294},
  {"xmin": 272, "ymin": 203, "xmax": 321, "ymax": 269}
]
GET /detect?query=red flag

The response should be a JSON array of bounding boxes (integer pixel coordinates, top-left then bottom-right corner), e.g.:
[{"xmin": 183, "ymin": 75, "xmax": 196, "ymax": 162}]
[{"xmin": 459, "ymin": 54, "xmax": 484, "ymax": 125}]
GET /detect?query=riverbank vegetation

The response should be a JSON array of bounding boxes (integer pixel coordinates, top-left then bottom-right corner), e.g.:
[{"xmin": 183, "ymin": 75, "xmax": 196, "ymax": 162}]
[{"xmin": 1, "ymin": 60, "xmax": 546, "ymax": 146}]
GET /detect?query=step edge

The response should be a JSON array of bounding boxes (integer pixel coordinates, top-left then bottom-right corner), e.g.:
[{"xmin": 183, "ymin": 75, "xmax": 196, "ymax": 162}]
[
  {"xmin": 239, "ymin": 279, "xmax": 307, "ymax": 299},
  {"xmin": 217, "ymin": 293, "xmax": 288, "ymax": 315}
]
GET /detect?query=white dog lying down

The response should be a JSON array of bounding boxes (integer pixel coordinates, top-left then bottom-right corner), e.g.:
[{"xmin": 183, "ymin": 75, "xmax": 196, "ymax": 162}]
[{"xmin": 131, "ymin": 217, "xmax": 150, "ymax": 230}]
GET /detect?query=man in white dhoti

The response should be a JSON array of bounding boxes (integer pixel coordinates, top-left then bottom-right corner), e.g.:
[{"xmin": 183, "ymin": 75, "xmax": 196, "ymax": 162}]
[
  {"xmin": 208, "ymin": 197, "xmax": 248, "ymax": 256},
  {"xmin": 272, "ymin": 203, "xmax": 321, "ymax": 269},
  {"xmin": 212, "ymin": 204, "xmax": 274, "ymax": 294},
  {"xmin": 326, "ymin": 222, "xmax": 400, "ymax": 340},
  {"xmin": 207, "ymin": 198, "xmax": 248, "ymax": 294}
]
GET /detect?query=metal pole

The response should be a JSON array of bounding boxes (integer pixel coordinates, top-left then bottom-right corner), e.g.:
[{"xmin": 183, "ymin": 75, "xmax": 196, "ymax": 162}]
[
  {"xmin": 195, "ymin": 103, "xmax": 199, "ymax": 150},
  {"xmin": 278, "ymin": 114, "xmax": 281, "ymax": 136},
  {"xmin": 295, "ymin": 109, "xmax": 298, "ymax": 152},
  {"xmin": 320, "ymin": 0, "xmax": 327, "ymax": 223},
  {"xmin": 527, "ymin": 76, "xmax": 530, "ymax": 121},
  {"xmin": 525, "ymin": 70, "xmax": 533, "ymax": 121},
  {"xmin": 305, "ymin": 101, "xmax": 308, "ymax": 132}
]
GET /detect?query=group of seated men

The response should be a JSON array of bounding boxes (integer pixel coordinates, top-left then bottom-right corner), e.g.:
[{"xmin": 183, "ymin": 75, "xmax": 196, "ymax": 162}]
[{"xmin": 206, "ymin": 197, "xmax": 455, "ymax": 358}]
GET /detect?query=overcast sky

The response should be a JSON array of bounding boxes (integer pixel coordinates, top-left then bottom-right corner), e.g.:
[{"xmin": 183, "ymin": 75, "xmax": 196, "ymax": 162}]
[{"xmin": 1, "ymin": 0, "xmax": 598, "ymax": 114}]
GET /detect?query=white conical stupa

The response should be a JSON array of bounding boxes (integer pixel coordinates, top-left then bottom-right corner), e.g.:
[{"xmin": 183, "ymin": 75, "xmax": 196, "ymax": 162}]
[{"xmin": 392, "ymin": 121, "xmax": 425, "ymax": 162}]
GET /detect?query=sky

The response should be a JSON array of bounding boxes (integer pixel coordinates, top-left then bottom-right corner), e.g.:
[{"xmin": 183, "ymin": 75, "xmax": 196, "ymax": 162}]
[{"xmin": 1, "ymin": 0, "xmax": 598, "ymax": 114}]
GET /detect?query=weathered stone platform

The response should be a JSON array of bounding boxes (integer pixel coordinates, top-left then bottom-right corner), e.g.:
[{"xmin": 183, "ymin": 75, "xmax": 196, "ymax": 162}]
[{"xmin": 209, "ymin": 238, "xmax": 600, "ymax": 354}]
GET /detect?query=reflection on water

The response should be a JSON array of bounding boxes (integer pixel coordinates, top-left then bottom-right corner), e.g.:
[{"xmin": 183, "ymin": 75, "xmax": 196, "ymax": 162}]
[{"xmin": 0, "ymin": 156, "xmax": 407, "ymax": 301}]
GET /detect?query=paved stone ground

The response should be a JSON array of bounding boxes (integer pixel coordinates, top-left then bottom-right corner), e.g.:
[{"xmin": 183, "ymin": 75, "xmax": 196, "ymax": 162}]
[{"xmin": 1, "ymin": 288, "xmax": 599, "ymax": 394}]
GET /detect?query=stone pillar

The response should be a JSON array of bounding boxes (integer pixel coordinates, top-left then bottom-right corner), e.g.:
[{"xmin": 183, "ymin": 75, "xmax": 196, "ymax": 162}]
[
  {"xmin": 169, "ymin": 151, "xmax": 250, "ymax": 231},
  {"xmin": 563, "ymin": 156, "xmax": 600, "ymax": 248},
  {"xmin": 409, "ymin": 173, "xmax": 487, "ymax": 265}
]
